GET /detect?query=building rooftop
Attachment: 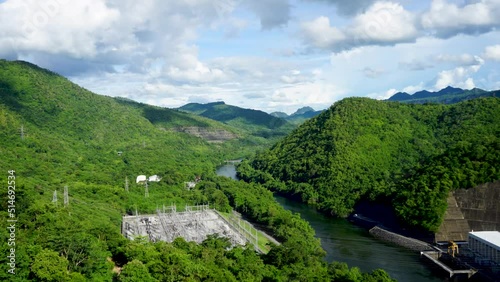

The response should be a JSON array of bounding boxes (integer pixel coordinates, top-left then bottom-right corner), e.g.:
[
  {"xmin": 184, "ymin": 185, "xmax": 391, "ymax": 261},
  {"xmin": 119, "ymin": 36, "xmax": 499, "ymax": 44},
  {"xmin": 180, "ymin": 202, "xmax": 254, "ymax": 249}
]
[{"xmin": 469, "ymin": 231, "xmax": 500, "ymax": 248}]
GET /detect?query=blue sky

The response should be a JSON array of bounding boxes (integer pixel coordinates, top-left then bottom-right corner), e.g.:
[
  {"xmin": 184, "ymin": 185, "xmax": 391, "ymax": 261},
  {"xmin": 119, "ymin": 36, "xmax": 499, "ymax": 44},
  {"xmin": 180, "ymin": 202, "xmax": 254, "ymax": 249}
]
[{"xmin": 1, "ymin": 0, "xmax": 499, "ymax": 113}]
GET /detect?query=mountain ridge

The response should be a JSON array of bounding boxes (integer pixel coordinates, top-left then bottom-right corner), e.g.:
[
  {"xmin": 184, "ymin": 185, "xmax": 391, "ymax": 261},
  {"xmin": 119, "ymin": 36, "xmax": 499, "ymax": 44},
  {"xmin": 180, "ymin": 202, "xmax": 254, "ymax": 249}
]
[{"xmin": 387, "ymin": 86, "xmax": 496, "ymax": 104}]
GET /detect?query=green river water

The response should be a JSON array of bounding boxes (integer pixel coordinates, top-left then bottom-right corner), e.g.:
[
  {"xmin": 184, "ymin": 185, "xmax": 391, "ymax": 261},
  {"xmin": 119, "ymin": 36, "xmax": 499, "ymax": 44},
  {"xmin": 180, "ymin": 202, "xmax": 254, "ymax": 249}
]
[{"xmin": 216, "ymin": 164, "xmax": 443, "ymax": 282}]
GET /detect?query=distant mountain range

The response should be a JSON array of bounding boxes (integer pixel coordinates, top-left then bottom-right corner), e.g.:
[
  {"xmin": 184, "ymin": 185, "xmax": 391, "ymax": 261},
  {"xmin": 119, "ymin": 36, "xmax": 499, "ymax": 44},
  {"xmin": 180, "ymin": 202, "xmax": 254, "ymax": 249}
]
[
  {"xmin": 178, "ymin": 101, "xmax": 296, "ymax": 139},
  {"xmin": 271, "ymin": 106, "xmax": 324, "ymax": 124},
  {"xmin": 178, "ymin": 101, "xmax": 287, "ymax": 129},
  {"xmin": 387, "ymin": 86, "xmax": 499, "ymax": 104}
]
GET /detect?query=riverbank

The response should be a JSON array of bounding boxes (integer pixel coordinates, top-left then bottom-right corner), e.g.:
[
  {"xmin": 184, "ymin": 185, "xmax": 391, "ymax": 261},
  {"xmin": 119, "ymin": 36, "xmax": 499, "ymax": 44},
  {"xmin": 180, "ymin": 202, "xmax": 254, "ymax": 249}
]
[{"xmin": 216, "ymin": 164, "xmax": 442, "ymax": 281}]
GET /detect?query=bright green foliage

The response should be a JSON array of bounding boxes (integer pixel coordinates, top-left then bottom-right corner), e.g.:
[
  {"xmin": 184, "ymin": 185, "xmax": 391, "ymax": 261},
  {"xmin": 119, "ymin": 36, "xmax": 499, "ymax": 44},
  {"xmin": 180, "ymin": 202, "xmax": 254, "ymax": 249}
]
[
  {"xmin": 118, "ymin": 260, "xmax": 155, "ymax": 282},
  {"xmin": 239, "ymin": 97, "xmax": 500, "ymax": 231},
  {"xmin": 30, "ymin": 249, "xmax": 69, "ymax": 282},
  {"xmin": 0, "ymin": 60, "xmax": 392, "ymax": 281}
]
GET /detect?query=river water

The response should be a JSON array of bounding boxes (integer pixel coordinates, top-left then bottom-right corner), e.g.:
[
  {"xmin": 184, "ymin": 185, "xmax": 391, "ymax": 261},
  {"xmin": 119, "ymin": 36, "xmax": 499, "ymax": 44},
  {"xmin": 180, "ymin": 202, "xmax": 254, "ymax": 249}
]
[{"xmin": 215, "ymin": 164, "xmax": 442, "ymax": 282}]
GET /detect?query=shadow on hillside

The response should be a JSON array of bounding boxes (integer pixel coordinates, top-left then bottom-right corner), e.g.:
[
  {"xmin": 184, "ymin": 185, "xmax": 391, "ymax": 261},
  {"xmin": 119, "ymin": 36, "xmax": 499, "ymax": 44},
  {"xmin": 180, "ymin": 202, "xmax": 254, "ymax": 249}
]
[{"xmin": 0, "ymin": 81, "xmax": 24, "ymax": 112}]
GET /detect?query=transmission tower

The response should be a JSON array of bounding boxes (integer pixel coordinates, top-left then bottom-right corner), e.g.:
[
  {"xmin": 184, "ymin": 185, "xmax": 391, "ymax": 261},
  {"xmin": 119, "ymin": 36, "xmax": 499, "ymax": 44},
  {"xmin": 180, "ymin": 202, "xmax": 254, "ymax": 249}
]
[
  {"xmin": 64, "ymin": 186, "xmax": 69, "ymax": 207},
  {"xmin": 20, "ymin": 125, "xmax": 25, "ymax": 140},
  {"xmin": 125, "ymin": 177, "xmax": 129, "ymax": 192},
  {"xmin": 52, "ymin": 190, "xmax": 58, "ymax": 206},
  {"xmin": 145, "ymin": 181, "xmax": 149, "ymax": 198}
]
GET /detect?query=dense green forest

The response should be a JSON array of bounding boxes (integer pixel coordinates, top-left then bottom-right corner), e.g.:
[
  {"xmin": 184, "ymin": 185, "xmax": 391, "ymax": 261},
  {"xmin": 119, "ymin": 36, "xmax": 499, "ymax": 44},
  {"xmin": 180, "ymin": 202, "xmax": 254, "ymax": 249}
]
[
  {"xmin": 238, "ymin": 97, "xmax": 500, "ymax": 232},
  {"xmin": 0, "ymin": 60, "xmax": 392, "ymax": 281}
]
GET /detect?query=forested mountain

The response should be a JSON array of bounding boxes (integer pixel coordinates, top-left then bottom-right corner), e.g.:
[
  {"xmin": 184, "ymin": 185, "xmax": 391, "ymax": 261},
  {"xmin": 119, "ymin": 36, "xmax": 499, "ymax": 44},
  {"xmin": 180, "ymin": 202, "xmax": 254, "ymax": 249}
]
[
  {"xmin": 179, "ymin": 101, "xmax": 287, "ymax": 129},
  {"xmin": 178, "ymin": 101, "xmax": 296, "ymax": 139},
  {"xmin": 271, "ymin": 106, "xmax": 324, "ymax": 124},
  {"xmin": 238, "ymin": 97, "xmax": 500, "ymax": 232},
  {"xmin": 387, "ymin": 86, "xmax": 499, "ymax": 104},
  {"xmin": 0, "ymin": 60, "xmax": 392, "ymax": 281}
]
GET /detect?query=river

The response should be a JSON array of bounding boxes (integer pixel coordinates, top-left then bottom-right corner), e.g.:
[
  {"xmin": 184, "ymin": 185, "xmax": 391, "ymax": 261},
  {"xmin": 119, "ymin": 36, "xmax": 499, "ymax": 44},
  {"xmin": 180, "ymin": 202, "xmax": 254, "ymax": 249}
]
[{"xmin": 216, "ymin": 164, "xmax": 442, "ymax": 282}]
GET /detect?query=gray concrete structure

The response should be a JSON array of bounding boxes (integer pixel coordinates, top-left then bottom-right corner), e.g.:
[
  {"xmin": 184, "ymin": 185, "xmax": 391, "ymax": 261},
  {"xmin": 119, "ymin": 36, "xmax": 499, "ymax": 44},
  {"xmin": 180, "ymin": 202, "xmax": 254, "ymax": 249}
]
[
  {"xmin": 436, "ymin": 181, "xmax": 500, "ymax": 242},
  {"xmin": 122, "ymin": 205, "xmax": 247, "ymax": 247},
  {"xmin": 468, "ymin": 231, "xmax": 500, "ymax": 266}
]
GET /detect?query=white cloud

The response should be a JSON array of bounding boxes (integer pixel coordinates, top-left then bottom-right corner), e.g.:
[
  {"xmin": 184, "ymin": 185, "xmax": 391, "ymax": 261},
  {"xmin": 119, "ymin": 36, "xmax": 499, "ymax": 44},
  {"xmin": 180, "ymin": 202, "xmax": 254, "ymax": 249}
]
[
  {"xmin": 300, "ymin": 2, "xmax": 419, "ymax": 51},
  {"xmin": 362, "ymin": 67, "xmax": 385, "ymax": 78},
  {"xmin": 245, "ymin": 0, "xmax": 291, "ymax": 29},
  {"xmin": 434, "ymin": 62, "xmax": 484, "ymax": 90},
  {"xmin": 300, "ymin": 16, "xmax": 346, "ymax": 49},
  {"xmin": 399, "ymin": 59, "xmax": 434, "ymax": 71},
  {"xmin": 309, "ymin": 0, "xmax": 379, "ymax": 16},
  {"xmin": 483, "ymin": 45, "xmax": 500, "ymax": 61},
  {"xmin": 421, "ymin": 0, "xmax": 500, "ymax": 38},
  {"xmin": 435, "ymin": 53, "xmax": 484, "ymax": 66}
]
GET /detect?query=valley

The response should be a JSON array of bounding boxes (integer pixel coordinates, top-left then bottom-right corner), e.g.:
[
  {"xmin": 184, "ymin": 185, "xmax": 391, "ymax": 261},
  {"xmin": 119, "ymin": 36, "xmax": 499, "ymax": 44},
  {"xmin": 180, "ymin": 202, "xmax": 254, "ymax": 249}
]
[{"xmin": 1, "ymin": 59, "xmax": 499, "ymax": 281}]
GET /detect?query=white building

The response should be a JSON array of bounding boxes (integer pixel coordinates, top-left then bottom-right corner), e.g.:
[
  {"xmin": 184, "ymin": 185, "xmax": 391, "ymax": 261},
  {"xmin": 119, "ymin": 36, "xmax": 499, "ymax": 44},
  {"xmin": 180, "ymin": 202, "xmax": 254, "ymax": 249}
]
[
  {"xmin": 136, "ymin": 175, "xmax": 147, "ymax": 184},
  {"xmin": 468, "ymin": 231, "xmax": 500, "ymax": 265},
  {"xmin": 148, "ymin": 175, "xmax": 161, "ymax": 182}
]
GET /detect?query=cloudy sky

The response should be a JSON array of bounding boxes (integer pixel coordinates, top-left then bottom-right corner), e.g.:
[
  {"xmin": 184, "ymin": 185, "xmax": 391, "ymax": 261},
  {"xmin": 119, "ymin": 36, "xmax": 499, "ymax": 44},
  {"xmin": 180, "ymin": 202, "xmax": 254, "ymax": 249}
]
[{"xmin": 1, "ymin": 0, "xmax": 499, "ymax": 113}]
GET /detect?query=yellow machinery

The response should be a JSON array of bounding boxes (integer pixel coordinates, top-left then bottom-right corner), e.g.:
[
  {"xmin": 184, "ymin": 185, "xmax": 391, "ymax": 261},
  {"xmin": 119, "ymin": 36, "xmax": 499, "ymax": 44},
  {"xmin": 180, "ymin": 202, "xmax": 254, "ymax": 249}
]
[{"xmin": 447, "ymin": 240, "xmax": 459, "ymax": 257}]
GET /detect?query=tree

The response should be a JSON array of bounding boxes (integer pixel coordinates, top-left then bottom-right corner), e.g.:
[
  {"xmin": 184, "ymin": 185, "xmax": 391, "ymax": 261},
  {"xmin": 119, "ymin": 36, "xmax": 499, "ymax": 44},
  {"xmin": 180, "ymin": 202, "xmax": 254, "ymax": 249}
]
[
  {"xmin": 31, "ymin": 249, "xmax": 69, "ymax": 282},
  {"xmin": 118, "ymin": 260, "xmax": 155, "ymax": 282}
]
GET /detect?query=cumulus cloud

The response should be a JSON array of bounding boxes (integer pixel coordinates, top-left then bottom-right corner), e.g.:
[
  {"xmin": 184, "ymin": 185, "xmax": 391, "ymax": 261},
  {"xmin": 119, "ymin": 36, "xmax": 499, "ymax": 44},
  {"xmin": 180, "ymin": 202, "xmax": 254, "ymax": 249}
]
[
  {"xmin": 421, "ymin": 0, "xmax": 500, "ymax": 38},
  {"xmin": 0, "ymin": 0, "xmax": 234, "ymax": 77},
  {"xmin": 245, "ymin": 0, "xmax": 291, "ymax": 29},
  {"xmin": 483, "ymin": 45, "xmax": 500, "ymax": 61},
  {"xmin": 299, "ymin": 0, "xmax": 500, "ymax": 53},
  {"xmin": 307, "ymin": 0, "xmax": 379, "ymax": 16},
  {"xmin": 362, "ymin": 67, "xmax": 385, "ymax": 78},
  {"xmin": 300, "ymin": 2, "xmax": 419, "ymax": 51},
  {"xmin": 433, "ymin": 57, "xmax": 484, "ymax": 90},
  {"xmin": 435, "ymin": 53, "xmax": 484, "ymax": 66},
  {"xmin": 399, "ymin": 59, "xmax": 434, "ymax": 71}
]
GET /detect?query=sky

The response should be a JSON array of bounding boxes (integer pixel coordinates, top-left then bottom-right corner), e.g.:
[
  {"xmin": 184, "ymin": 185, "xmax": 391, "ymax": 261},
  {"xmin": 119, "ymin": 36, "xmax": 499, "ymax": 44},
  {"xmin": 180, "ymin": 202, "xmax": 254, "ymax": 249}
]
[{"xmin": 0, "ymin": 0, "xmax": 499, "ymax": 114}]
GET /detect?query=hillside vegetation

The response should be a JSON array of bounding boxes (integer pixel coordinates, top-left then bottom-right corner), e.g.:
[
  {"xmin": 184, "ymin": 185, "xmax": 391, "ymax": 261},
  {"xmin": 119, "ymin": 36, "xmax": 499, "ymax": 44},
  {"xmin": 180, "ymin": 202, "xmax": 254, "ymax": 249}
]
[
  {"xmin": 179, "ymin": 101, "xmax": 295, "ymax": 138},
  {"xmin": 0, "ymin": 60, "xmax": 392, "ymax": 281},
  {"xmin": 238, "ymin": 97, "xmax": 500, "ymax": 232}
]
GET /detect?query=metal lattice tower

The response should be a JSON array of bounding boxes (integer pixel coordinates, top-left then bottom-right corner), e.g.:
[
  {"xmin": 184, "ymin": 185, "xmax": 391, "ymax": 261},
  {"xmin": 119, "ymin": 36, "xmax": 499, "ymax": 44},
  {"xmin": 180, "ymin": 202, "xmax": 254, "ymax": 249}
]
[
  {"xmin": 145, "ymin": 182, "xmax": 149, "ymax": 198},
  {"xmin": 52, "ymin": 190, "xmax": 57, "ymax": 206},
  {"xmin": 63, "ymin": 186, "xmax": 69, "ymax": 207},
  {"xmin": 125, "ymin": 177, "xmax": 129, "ymax": 192},
  {"xmin": 20, "ymin": 125, "xmax": 25, "ymax": 140}
]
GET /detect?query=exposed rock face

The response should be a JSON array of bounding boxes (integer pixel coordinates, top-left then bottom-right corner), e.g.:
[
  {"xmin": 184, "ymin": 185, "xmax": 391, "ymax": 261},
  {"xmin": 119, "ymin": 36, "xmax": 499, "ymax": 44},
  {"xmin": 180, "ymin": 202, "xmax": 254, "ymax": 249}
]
[
  {"xmin": 173, "ymin": 127, "xmax": 238, "ymax": 142},
  {"xmin": 435, "ymin": 181, "xmax": 500, "ymax": 242}
]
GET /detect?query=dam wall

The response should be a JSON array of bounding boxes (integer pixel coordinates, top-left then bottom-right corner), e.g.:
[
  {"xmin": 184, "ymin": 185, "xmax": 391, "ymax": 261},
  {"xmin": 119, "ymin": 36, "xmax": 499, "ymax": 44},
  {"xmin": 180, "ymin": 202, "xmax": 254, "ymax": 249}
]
[{"xmin": 436, "ymin": 181, "xmax": 500, "ymax": 242}]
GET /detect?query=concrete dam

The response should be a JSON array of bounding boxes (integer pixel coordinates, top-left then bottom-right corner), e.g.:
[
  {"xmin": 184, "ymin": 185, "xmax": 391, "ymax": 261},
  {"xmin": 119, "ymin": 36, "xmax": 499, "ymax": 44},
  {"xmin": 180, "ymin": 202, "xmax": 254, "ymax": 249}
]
[{"xmin": 436, "ymin": 180, "xmax": 500, "ymax": 242}]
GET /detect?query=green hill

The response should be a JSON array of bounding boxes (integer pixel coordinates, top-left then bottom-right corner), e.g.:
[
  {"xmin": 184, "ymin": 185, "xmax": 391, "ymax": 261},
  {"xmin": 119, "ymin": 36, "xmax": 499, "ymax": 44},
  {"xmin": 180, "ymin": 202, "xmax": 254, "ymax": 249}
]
[
  {"xmin": 271, "ymin": 107, "xmax": 324, "ymax": 124},
  {"xmin": 0, "ymin": 60, "xmax": 393, "ymax": 281},
  {"xmin": 387, "ymin": 86, "xmax": 499, "ymax": 104},
  {"xmin": 238, "ymin": 97, "xmax": 500, "ymax": 232},
  {"xmin": 178, "ymin": 101, "xmax": 295, "ymax": 138}
]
